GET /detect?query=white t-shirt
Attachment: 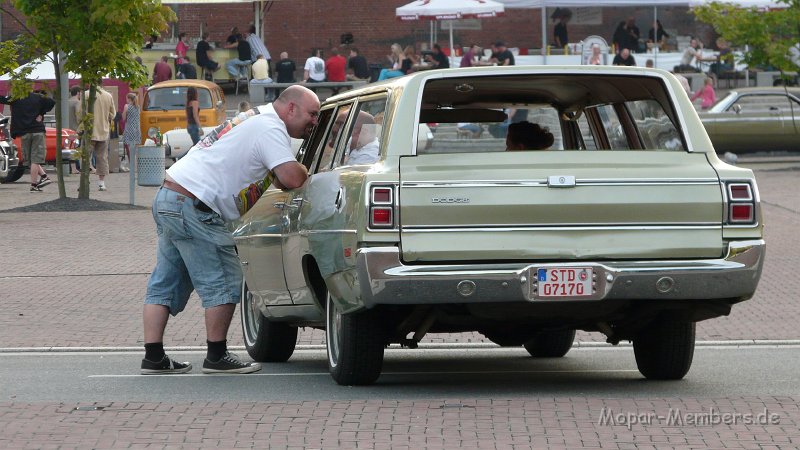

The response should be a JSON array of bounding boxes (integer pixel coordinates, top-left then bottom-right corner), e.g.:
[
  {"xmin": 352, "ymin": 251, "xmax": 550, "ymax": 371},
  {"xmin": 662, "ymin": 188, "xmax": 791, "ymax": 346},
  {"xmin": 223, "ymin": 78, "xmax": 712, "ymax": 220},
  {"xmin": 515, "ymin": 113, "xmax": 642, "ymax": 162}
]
[
  {"xmin": 167, "ymin": 104, "xmax": 295, "ymax": 222},
  {"xmin": 346, "ymin": 138, "xmax": 380, "ymax": 165},
  {"xmin": 304, "ymin": 56, "xmax": 326, "ymax": 81}
]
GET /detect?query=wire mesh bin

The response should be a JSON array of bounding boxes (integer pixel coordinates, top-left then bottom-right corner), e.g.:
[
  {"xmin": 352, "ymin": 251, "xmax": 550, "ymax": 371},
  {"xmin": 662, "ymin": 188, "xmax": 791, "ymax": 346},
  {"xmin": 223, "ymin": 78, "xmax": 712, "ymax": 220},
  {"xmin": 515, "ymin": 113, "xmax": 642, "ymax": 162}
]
[{"xmin": 136, "ymin": 145, "xmax": 165, "ymax": 186}]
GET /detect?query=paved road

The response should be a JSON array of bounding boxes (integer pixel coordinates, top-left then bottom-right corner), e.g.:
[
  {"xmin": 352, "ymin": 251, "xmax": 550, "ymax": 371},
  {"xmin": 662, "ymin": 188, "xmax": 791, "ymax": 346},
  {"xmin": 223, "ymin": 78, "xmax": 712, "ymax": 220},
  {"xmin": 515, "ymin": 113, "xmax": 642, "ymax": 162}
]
[{"xmin": 0, "ymin": 156, "xmax": 798, "ymax": 449}]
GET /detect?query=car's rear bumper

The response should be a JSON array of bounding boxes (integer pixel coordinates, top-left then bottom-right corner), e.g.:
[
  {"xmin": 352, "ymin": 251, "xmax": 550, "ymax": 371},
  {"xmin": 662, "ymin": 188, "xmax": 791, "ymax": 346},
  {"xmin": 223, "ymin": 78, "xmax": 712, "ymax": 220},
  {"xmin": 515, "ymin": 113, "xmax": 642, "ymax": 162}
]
[{"xmin": 350, "ymin": 240, "xmax": 765, "ymax": 309}]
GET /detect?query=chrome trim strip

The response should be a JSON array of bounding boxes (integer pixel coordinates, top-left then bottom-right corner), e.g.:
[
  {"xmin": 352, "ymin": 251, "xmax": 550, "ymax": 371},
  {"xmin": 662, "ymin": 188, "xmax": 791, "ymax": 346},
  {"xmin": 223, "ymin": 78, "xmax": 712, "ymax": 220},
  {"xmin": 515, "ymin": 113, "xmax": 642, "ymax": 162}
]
[
  {"xmin": 233, "ymin": 233, "xmax": 282, "ymax": 241},
  {"xmin": 298, "ymin": 229, "xmax": 358, "ymax": 236},
  {"xmin": 401, "ymin": 178, "xmax": 719, "ymax": 188},
  {"xmin": 400, "ymin": 224, "xmax": 720, "ymax": 232}
]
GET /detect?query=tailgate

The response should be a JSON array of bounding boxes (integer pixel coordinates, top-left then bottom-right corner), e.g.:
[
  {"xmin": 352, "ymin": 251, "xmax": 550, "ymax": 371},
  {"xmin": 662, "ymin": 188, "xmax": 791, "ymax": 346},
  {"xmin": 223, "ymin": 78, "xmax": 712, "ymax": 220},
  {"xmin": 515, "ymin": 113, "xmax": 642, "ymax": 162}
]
[{"xmin": 399, "ymin": 151, "xmax": 723, "ymax": 262}]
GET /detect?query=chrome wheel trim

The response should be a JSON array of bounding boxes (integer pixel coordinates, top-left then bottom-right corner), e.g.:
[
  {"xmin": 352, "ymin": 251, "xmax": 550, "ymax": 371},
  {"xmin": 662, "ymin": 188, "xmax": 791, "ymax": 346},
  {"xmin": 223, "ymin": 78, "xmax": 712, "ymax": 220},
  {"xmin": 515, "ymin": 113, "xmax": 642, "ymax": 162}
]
[
  {"xmin": 241, "ymin": 281, "xmax": 260, "ymax": 348},
  {"xmin": 326, "ymin": 294, "xmax": 342, "ymax": 368}
]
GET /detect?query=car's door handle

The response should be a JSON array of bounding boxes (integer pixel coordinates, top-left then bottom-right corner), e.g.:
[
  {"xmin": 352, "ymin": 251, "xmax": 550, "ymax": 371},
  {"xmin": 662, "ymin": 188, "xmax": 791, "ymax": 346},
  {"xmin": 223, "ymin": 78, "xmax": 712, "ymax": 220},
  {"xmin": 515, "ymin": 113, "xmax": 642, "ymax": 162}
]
[
  {"xmin": 291, "ymin": 198, "xmax": 306, "ymax": 206},
  {"xmin": 273, "ymin": 201, "xmax": 287, "ymax": 210},
  {"xmin": 335, "ymin": 188, "xmax": 344, "ymax": 211}
]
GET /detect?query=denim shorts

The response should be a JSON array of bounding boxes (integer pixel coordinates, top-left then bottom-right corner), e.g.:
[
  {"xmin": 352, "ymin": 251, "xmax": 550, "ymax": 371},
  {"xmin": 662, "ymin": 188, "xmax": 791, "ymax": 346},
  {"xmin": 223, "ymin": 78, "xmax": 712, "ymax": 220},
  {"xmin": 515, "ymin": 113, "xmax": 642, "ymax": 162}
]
[{"xmin": 145, "ymin": 187, "xmax": 242, "ymax": 315}]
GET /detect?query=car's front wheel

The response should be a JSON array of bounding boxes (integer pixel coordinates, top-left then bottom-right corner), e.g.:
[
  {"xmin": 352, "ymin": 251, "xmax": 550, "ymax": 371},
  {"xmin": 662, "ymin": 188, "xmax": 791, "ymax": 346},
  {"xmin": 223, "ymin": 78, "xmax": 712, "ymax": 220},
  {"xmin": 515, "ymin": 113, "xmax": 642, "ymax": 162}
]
[
  {"xmin": 0, "ymin": 165, "xmax": 24, "ymax": 184},
  {"xmin": 633, "ymin": 318, "xmax": 695, "ymax": 380},
  {"xmin": 524, "ymin": 329, "xmax": 576, "ymax": 358},
  {"xmin": 240, "ymin": 281, "xmax": 297, "ymax": 362},
  {"xmin": 326, "ymin": 293, "xmax": 385, "ymax": 386}
]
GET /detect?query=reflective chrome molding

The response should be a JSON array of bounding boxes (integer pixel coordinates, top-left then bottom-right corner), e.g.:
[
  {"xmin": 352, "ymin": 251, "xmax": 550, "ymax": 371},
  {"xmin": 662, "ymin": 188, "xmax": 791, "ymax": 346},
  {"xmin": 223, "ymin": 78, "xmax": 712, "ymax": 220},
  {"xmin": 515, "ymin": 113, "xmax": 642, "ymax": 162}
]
[
  {"xmin": 348, "ymin": 240, "xmax": 765, "ymax": 308},
  {"xmin": 401, "ymin": 224, "xmax": 721, "ymax": 232},
  {"xmin": 401, "ymin": 178, "xmax": 720, "ymax": 188}
]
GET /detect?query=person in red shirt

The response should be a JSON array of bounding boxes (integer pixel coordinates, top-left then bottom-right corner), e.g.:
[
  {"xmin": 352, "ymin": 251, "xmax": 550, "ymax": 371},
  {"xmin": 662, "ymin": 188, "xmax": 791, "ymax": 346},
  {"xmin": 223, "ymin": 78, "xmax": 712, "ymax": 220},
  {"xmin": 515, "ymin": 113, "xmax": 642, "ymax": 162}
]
[
  {"xmin": 325, "ymin": 47, "xmax": 347, "ymax": 82},
  {"xmin": 152, "ymin": 56, "xmax": 172, "ymax": 84}
]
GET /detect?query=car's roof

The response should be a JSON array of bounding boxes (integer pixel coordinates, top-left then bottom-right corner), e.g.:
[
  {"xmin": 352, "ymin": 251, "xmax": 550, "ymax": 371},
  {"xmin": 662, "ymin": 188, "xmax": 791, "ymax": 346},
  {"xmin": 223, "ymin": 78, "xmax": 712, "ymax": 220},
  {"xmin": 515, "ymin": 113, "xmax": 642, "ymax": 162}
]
[
  {"xmin": 326, "ymin": 64, "xmax": 673, "ymax": 104},
  {"xmin": 728, "ymin": 86, "xmax": 800, "ymax": 96},
  {"xmin": 147, "ymin": 79, "xmax": 221, "ymax": 91}
]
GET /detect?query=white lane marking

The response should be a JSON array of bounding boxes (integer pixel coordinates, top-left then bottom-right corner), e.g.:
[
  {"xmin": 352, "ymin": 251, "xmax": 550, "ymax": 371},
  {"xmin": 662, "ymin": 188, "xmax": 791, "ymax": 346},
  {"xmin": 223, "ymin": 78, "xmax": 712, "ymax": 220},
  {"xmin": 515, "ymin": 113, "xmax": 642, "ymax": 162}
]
[
  {"xmin": 4, "ymin": 339, "xmax": 800, "ymax": 354},
  {"xmin": 89, "ymin": 369, "xmax": 640, "ymax": 379}
]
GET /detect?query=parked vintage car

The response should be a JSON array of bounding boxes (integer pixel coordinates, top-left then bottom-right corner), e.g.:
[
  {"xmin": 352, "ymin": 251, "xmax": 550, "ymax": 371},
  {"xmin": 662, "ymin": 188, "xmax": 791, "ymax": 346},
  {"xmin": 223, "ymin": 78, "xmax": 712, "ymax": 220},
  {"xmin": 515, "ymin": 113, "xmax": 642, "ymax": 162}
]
[
  {"xmin": 1, "ymin": 125, "xmax": 79, "ymax": 183},
  {"xmin": 699, "ymin": 87, "xmax": 800, "ymax": 153},
  {"xmin": 140, "ymin": 79, "xmax": 226, "ymax": 145},
  {"xmin": 233, "ymin": 66, "xmax": 765, "ymax": 385}
]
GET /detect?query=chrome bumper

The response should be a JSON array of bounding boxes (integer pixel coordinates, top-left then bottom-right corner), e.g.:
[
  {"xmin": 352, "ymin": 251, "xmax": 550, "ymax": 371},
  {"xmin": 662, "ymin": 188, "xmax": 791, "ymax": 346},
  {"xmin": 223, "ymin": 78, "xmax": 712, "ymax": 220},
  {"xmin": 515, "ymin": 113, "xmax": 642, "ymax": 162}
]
[{"xmin": 351, "ymin": 240, "xmax": 765, "ymax": 308}]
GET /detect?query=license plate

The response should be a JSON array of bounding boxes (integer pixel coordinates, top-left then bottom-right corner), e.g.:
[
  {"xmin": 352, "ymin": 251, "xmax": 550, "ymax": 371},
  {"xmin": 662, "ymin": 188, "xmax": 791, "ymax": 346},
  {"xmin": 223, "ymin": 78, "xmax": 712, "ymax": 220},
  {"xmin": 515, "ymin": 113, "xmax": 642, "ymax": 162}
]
[{"xmin": 534, "ymin": 267, "xmax": 593, "ymax": 298}]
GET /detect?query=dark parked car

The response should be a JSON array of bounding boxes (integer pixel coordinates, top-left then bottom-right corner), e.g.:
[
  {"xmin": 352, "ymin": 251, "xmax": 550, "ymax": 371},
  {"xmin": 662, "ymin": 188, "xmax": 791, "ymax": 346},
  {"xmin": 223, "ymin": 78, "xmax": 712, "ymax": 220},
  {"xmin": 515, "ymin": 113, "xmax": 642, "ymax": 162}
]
[{"xmin": 699, "ymin": 87, "xmax": 800, "ymax": 153}]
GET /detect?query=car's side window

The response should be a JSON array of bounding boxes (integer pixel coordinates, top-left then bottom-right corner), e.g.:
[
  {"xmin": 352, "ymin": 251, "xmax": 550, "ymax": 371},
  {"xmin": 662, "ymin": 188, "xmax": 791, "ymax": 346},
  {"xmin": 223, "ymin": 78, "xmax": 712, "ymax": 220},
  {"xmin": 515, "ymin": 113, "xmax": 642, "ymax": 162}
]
[
  {"xmin": 315, "ymin": 103, "xmax": 353, "ymax": 173},
  {"xmin": 594, "ymin": 104, "xmax": 630, "ymax": 150},
  {"xmin": 297, "ymin": 107, "xmax": 335, "ymax": 170},
  {"xmin": 731, "ymin": 94, "xmax": 793, "ymax": 114},
  {"xmin": 334, "ymin": 97, "xmax": 388, "ymax": 167},
  {"xmin": 626, "ymin": 100, "xmax": 685, "ymax": 151}
]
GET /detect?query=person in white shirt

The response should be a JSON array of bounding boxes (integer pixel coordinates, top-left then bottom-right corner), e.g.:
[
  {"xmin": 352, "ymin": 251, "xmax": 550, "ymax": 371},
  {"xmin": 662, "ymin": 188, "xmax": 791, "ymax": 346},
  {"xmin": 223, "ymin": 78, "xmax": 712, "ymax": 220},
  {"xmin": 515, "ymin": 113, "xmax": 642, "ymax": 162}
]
[
  {"xmin": 140, "ymin": 85, "xmax": 318, "ymax": 376},
  {"xmin": 345, "ymin": 111, "xmax": 380, "ymax": 165},
  {"xmin": 304, "ymin": 48, "xmax": 326, "ymax": 82}
]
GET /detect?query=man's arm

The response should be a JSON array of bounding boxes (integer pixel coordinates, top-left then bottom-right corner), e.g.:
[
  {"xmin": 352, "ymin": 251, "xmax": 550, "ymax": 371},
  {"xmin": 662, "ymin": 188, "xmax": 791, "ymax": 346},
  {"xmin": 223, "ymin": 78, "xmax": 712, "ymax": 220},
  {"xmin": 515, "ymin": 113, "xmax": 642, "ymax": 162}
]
[
  {"xmin": 41, "ymin": 96, "xmax": 56, "ymax": 114},
  {"xmin": 271, "ymin": 161, "xmax": 308, "ymax": 190}
]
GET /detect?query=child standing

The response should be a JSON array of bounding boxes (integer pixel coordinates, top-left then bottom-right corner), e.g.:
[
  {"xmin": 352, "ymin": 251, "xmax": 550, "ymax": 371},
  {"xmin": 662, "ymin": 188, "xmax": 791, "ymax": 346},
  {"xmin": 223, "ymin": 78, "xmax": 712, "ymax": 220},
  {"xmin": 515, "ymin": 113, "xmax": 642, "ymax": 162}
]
[{"xmin": 691, "ymin": 77, "xmax": 717, "ymax": 110}]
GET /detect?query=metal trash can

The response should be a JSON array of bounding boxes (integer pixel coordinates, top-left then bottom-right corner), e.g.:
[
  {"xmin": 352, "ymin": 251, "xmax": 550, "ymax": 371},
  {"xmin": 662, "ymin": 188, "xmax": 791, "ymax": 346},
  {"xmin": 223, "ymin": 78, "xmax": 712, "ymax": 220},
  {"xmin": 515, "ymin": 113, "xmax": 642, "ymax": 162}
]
[{"xmin": 136, "ymin": 145, "xmax": 165, "ymax": 186}]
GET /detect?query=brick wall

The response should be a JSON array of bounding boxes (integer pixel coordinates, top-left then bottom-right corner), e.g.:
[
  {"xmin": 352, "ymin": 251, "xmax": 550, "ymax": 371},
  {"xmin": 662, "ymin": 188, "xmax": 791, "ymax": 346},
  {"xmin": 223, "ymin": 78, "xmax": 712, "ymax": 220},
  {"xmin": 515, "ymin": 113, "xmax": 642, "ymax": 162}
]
[{"xmin": 2, "ymin": 2, "xmax": 706, "ymax": 69}]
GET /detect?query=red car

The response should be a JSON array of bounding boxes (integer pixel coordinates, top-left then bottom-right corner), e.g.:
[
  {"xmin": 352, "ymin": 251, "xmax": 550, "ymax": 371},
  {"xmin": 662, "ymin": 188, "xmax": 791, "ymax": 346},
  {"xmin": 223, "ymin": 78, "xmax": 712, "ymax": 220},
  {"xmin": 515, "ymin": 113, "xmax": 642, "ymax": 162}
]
[{"xmin": 1, "ymin": 127, "xmax": 79, "ymax": 183}]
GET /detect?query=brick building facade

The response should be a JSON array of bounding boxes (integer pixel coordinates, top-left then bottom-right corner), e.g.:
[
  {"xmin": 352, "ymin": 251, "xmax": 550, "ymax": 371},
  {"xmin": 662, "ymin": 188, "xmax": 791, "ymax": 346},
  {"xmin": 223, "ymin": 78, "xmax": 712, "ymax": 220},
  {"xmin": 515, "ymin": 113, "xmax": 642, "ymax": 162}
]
[{"xmin": 2, "ymin": 2, "xmax": 712, "ymax": 70}]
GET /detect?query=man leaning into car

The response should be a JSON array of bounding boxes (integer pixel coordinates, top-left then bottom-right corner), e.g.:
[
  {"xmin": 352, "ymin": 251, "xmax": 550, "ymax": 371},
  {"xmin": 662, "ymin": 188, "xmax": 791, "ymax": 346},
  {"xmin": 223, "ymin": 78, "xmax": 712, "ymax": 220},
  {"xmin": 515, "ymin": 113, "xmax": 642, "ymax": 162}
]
[{"xmin": 140, "ymin": 85, "xmax": 317, "ymax": 375}]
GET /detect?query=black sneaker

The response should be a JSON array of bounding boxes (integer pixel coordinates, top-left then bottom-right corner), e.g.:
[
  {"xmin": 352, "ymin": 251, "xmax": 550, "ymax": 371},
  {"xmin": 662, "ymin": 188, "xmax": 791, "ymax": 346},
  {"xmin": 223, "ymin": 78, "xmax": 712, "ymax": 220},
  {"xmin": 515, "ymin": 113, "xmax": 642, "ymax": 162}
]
[
  {"xmin": 202, "ymin": 351, "xmax": 261, "ymax": 374},
  {"xmin": 36, "ymin": 176, "xmax": 52, "ymax": 188},
  {"xmin": 30, "ymin": 185, "xmax": 43, "ymax": 192},
  {"xmin": 141, "ymin": 355, "xmax": 192, "ymax": 375}
]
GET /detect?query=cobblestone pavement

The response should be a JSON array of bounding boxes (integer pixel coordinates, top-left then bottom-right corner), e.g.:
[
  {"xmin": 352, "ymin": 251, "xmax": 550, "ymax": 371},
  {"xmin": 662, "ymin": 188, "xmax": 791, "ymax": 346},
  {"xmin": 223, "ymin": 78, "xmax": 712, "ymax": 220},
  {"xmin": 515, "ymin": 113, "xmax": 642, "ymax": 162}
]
[
  {"xmin": 0, "ymin": 157, "xmax": 798, "ymax": 449},
  {"xmin": 1, "ymin": 397, "xmax": 798, "ymax": 449}
]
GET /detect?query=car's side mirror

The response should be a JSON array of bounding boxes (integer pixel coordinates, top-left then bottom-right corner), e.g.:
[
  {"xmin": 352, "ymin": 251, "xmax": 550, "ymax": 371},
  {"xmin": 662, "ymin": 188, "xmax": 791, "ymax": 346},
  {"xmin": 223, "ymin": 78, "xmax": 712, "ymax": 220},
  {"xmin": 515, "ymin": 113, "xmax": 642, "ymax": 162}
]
[
  {"xmin": 216, "ymin": 100, "xmax": 224, "ymax": 109},
  {"xmin": 732, "ymin": 104, "xmax": 742, "ymax": 114}
]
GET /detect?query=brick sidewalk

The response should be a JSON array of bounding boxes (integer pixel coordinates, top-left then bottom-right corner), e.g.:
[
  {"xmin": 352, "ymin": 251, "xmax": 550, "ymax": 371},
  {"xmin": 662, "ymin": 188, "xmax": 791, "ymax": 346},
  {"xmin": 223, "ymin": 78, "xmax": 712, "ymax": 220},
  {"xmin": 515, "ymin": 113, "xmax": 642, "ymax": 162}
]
[
  {"xmin": 0, "ymin": 163, "xmax": 798, "ymax": 349},
  {"xmin": 1, "ymin": 397, "xmax": 798, "ymax": 449},
  {"xmin": 1, "ymin": 161, "xmax": 798, "ymax": 450}
]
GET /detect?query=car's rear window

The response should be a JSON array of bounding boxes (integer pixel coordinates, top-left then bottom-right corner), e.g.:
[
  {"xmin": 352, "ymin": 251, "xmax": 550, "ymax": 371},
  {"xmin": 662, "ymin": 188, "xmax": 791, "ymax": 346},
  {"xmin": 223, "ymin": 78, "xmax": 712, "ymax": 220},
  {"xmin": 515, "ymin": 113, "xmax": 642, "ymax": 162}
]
[
  {"xmin": 416, "ymin": 74, "xmax": 685, "ymax": 154},
  {"xmin": 145, "ymin": 87, "xmax": 213, "ymax": 111}
]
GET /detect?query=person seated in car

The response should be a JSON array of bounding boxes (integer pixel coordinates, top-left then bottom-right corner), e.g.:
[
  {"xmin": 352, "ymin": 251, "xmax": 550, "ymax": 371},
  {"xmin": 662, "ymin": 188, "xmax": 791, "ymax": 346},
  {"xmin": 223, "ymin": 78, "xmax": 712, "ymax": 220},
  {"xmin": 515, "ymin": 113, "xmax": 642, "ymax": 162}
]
[
  {"xmin": 506, "ymin": 121, "xmax": 554, "ymax": 151},
  {"xmin": 345, "ymin": 111, "xmax": 380, "ymax": 165}
]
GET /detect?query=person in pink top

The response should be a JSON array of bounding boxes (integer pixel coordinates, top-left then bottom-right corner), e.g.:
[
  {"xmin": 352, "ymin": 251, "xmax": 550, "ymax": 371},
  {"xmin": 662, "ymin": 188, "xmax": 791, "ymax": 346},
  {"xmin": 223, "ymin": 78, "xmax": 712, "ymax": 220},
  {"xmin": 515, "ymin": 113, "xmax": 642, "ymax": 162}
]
[
  {"xmin": 460, "ymin": 44, "xmax": 480, "ymax": 67},
  {"xmin": 691, "ymin": 77, "xmax": 717, "ymax": 110},
  {"xmin": 175, "ymin": 32, "xmax": 189, "ymax": 65}
]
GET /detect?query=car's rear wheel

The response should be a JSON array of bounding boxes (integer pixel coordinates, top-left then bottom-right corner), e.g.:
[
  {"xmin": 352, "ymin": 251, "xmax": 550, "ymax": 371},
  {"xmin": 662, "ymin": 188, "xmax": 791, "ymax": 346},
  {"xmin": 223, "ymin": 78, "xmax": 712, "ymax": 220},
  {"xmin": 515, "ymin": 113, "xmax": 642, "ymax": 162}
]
[
  {"xmin": 326, "ymin": 293, "xmax": 385, "ymax": 386},
  {"xmin": 0, "ymin": 165, "xmax": 24, "ymax": 183},
  {"xmin": 240, "ymin": 281, "xmax": 297, "ymax": 362},
  {"xmin": 633, "ymin": 318, "xmax": 695, "ymax": 380},
  {"xmin": 524, "ymin": 329, "xmax": 576, "ymax": 357}
]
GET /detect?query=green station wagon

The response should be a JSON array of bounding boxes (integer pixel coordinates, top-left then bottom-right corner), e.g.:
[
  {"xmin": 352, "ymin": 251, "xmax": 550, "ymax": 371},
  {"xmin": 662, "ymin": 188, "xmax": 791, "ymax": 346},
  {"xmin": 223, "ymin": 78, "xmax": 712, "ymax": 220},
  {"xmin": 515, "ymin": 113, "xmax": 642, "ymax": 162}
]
[{"xmin": 232, "ymin": 66, "xmax": 765, "ymax": 385}]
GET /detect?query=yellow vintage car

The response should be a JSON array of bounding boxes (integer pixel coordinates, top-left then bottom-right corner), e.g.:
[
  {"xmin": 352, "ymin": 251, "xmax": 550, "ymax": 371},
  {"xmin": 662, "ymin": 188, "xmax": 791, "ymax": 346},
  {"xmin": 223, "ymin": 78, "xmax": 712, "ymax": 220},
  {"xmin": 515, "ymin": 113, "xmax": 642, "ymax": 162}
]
[
  {"xmin": 233, "ymin": 66, "xmax": 765, "ymax": 385},
  {"xmin": 139, "ymin": 79, "xmax": 226, "ymax": 146}
]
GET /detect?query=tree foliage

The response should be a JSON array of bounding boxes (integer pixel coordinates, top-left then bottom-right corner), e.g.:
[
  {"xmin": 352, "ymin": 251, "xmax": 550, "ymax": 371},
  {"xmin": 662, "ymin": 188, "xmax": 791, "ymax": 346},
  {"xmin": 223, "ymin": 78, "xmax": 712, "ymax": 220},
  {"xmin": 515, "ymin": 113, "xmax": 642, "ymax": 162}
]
[
  {"xmin": 693, "ymin": 0, "xmax": 800, "ymax": 73},
  {"xmin": 0, "ymin": 0, "xmax": 174, "ymax": 198}
]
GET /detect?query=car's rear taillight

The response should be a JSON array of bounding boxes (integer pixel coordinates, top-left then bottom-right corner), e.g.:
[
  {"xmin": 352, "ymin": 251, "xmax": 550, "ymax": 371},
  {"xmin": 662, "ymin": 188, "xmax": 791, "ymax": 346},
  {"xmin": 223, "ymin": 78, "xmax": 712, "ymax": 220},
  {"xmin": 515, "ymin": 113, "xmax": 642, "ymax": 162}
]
[
  {"xmin": 369, "ymin": 185, "xmax": 396, "ymax": 229},
  {"xmin": 0, "ymin": 128, "xmax": 7, "ymax": 141},
  {"xmin": 725, "ymin": 182, "xmax": 756, "ymax": 225}
]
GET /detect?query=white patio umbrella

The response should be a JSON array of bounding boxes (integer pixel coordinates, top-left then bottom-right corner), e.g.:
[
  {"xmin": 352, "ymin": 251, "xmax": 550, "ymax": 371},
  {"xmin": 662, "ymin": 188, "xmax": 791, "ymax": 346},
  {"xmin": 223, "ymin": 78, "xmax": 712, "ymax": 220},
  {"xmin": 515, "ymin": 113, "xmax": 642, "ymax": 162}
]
[{"xmin": 396, "ymin": 0, "xmax": 506, "ymax": 61}]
